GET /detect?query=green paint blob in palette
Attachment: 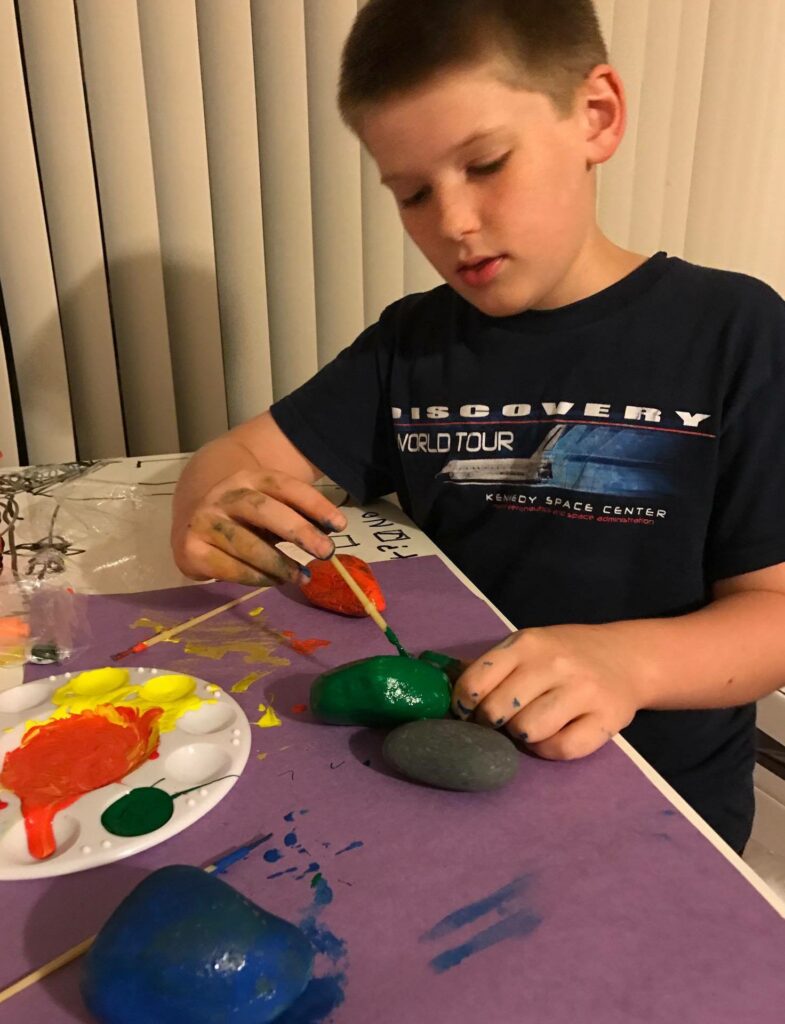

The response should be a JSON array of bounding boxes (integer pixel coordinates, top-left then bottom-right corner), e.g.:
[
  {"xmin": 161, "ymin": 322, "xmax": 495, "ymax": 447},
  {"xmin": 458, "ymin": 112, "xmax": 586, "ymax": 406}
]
[{"xmin": 101, "ymin": 776, "xmax": 239, "ymax": 837}]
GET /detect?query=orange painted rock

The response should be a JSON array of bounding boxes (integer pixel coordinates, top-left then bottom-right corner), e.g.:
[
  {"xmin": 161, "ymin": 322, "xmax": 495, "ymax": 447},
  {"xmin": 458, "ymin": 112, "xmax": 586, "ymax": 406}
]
[{"xmin": 299, "ymin": 554, "xmax": 385, "ymax": 617}]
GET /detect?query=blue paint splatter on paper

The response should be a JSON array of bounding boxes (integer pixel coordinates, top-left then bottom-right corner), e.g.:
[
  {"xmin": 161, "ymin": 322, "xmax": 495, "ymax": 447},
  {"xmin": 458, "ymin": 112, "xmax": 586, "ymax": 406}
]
[
  {"xmin": 421, "ymin": 874, "xmax": 542, "ymax": 973},
  {"xmin": 210, "ymin": 833, "xmax": 273, "ymax": 876},
  {"xmin": 335, "ymin": 840, "xmax": 363, "ymax": 856},
  {"xmin": 295, "ymin": 861, "xmax": 321, "ymax": 881},
  {"xmin": 268, "ymin": 865, "xmax": 298, "ymax": 879},
  {"xmin": 259, "ymin": 811, "xmax": 353, "ymax": 1022}
]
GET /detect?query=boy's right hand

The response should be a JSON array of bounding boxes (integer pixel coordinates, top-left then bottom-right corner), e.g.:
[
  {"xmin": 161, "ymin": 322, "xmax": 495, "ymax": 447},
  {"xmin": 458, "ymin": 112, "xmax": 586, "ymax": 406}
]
[{"xmin": 171, "ymin": 468, "xmax": 347, "ymax": 587}]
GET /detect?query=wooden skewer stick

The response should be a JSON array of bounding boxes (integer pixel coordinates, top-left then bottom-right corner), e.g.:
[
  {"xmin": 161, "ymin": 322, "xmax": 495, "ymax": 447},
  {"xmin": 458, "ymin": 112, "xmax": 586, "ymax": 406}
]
[
  {"xmin": 111, "ymin": 585, "xmax": 270, "ymax": 660},
  {"xmin": 0, "ymin": 936, "xmax": 96, "ymax": 1005},
  {"xmin": 329, "ymin": 555, "xmax": 409, "ymax": 656},
  {"xmin": 0, "ymin": 835, "xmax": 273, "ymax": 1005}
]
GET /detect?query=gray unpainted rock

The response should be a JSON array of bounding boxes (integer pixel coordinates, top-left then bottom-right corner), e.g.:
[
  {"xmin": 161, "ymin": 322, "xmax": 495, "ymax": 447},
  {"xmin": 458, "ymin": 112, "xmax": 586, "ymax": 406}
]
[{"xmin": 382, "ymin": 718, "xmax": 519, "ymax": 792}]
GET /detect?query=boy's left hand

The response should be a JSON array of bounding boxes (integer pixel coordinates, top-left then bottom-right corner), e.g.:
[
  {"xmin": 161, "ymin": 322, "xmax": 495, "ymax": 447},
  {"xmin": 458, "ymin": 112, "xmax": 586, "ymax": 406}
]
[{"xmin": 452, "ymin": 625, "xmax": 645, "ymax": 760}]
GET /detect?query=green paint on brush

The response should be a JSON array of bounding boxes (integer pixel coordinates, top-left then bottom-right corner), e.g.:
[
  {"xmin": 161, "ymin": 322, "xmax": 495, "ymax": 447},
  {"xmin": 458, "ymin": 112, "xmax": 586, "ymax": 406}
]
[{"xmin": 384, "ymin": 626, "xmax": 409, "ymax": 657}]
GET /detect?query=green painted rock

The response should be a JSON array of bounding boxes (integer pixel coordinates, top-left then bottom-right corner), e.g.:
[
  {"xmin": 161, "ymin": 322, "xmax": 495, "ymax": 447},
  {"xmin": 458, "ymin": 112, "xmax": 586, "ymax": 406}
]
[
  {"xmin": 382, "ymin": 719, "xmax": 519, "ymax": 792},
  {"xmin": 309, "ymin": 654, "xmax": 451, "ymax": 727}
]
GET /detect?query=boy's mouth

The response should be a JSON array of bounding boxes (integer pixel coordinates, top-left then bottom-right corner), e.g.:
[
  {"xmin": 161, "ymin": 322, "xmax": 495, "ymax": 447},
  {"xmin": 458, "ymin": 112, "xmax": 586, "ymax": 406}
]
[{"xmin": 456, "ymin": 255, "xmax": 506, "ymax": 288}]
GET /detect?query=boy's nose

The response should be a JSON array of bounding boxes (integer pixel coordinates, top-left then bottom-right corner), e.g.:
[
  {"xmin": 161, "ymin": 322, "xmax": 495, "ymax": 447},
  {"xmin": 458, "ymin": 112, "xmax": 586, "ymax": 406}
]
[{"xmin": 437, "ymin": 193, "xmax": 480, "ymax": 241}]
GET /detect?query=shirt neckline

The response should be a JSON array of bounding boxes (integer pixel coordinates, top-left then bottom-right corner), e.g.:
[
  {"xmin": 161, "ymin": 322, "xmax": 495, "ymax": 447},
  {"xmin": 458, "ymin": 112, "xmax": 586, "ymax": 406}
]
[{"xmin": 470, "ymin": 251, "xmax": 671, "ymax": 334}]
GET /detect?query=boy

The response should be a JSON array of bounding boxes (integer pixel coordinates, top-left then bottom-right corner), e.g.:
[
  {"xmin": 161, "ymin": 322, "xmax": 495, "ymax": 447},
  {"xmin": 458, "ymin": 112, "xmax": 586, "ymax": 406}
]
[{"xmin": 171, "ymin": 0, "xmax": 785, "ymax": 855}]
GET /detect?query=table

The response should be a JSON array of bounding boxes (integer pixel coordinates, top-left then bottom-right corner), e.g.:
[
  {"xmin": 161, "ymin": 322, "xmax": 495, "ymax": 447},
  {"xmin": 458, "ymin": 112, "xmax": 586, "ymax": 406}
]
[{"xmin": 1, "ymin": 456, "xmax": 784, "ymax": 1024}]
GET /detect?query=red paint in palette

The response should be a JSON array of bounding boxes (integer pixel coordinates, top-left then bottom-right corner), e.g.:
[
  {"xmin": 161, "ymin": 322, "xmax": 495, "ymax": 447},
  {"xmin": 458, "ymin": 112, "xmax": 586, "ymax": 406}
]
[{"xmin": 0, "ymin": 704, "xmax": 161, "ymax": 859}]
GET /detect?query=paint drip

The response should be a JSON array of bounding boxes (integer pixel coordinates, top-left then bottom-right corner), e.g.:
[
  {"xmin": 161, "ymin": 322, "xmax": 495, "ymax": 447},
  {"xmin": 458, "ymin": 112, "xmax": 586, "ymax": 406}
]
[{"xmin": 0, "ymin": 705, "xmax": 161, "ymax": 858}]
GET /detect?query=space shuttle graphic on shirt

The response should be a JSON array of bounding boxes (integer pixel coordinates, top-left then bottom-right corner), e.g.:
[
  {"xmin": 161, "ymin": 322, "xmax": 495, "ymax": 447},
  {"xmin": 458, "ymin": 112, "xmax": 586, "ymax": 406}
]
[
  {"xmin": 437, "ymin": 426, "xmax": 566, "ymax": 484},
  {"xmin": 436, "ymin": 423, "xmax": 682, "ymax": 497}
]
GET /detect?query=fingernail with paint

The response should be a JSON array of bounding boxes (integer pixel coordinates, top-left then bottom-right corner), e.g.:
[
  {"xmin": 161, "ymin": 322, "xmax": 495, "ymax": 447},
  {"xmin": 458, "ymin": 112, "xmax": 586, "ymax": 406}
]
[
  {"xmin": 455, "ymin": 698, "xmax": 473, "ymax": 719},
  {"xmin": 298, "ymin": 566, "xmax": 312, "ymax": 584}
]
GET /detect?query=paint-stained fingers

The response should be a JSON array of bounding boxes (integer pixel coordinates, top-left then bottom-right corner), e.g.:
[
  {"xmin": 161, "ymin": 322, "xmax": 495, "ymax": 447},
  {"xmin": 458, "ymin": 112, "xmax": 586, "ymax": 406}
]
[
  {"xmin": 524, "ymin": 713, "xmax": 614, "ymax": 761},
  {"xmin": 183, "ymin": 542, "xmax": 281, "ymax": 588},
  {"xmin": 451, "ymin": 637, "xmax": 526, "ymax": 719},
  {"xmin": 216, "ymin": 486, "xmax": 339, "ymax": 561},
  {"xmin": 189, "ymin": 512, "xmax": 305, "ymax": 585},
  {"xmin": 246, "ymin": 471, "xmax": 348, "ymax": 533},
  {"xmin": 501, "ymin": 687, "xmax": 574, "ymax": 744}
]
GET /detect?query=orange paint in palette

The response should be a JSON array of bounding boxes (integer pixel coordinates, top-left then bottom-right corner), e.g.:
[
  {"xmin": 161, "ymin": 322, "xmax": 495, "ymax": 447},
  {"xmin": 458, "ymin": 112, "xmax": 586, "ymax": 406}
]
[{"xmin": 0, "ymin": 705, "xmax": 161, "ymax": 859}]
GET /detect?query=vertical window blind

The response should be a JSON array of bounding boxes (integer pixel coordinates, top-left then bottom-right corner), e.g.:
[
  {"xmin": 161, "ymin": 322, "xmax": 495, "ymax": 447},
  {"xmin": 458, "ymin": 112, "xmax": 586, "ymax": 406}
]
[{"xmin": 1, "ymin": 0, "xmax": 784, "ymax": 466}]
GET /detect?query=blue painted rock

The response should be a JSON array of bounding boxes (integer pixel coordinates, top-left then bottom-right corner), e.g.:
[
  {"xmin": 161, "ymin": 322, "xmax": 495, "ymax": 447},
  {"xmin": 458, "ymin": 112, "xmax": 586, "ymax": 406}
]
[
  {"xmin": 383, "ymin": 718, "xmax": 519, "ymax": 791},
  {"xmin": 81, "ymin": 865, "xmax": 313, "ymax": 1024}
]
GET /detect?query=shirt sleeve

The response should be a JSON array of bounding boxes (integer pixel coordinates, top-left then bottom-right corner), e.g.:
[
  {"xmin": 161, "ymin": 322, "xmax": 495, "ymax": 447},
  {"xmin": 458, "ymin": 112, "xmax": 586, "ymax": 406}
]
[
  {"xmin": 705, "ymin": 286, "xmax": 785, "ymax": 581},
  {"xmin": 269, "ymin": 318, "xmax": 397, "ymax": 504}
]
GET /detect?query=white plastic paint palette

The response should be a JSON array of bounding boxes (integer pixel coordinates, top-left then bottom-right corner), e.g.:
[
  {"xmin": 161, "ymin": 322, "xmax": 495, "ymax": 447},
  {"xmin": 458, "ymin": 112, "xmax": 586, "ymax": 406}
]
[{"xmin": 0, "ymin": 667, "xmax": 251, "ymax": 880}]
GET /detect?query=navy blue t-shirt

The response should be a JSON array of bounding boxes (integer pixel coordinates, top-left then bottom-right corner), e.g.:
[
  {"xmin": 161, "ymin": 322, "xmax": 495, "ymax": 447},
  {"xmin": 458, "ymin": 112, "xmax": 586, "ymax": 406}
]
[{"xmin": 271, "ymin": 253, "xmax": 785, "ymax": 852}]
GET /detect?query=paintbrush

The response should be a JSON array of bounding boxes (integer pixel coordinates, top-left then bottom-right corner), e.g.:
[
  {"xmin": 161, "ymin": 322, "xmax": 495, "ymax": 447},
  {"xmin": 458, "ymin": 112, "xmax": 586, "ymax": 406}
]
[
  {"xmin": 0, "ymin": 833, "xmax": 274, "ymax": 1006},
  {"xmin": 328, "ymin": 554, "xmax": 409, "ymax": 656},
  {"xmin": 110, "ymin": 585, "xmax": 269, "ymax": 661}
]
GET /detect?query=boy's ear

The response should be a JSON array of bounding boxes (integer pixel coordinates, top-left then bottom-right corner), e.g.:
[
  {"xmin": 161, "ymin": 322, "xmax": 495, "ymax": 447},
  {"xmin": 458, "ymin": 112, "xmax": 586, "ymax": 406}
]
[{"xmin": 579, "ymin": 64, "xmax": 626, "ymax": 167}]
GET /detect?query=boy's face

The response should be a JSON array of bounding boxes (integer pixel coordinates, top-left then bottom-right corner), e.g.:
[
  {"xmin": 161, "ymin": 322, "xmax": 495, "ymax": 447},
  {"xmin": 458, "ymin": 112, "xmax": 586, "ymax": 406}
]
[{"xmin": 361, "ymin": 62, "xmax": 603, "ymax": 316}]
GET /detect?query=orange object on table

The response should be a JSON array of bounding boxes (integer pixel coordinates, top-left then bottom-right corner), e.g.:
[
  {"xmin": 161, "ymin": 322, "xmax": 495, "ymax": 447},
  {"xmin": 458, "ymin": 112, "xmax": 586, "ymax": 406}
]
[
  {"xmin": 299, "ymin": 554, "xmax": 386, "ymax": 617},
  {"xmin": 0, "ymin": 617, "xmax": 30, "ymax": 639}
]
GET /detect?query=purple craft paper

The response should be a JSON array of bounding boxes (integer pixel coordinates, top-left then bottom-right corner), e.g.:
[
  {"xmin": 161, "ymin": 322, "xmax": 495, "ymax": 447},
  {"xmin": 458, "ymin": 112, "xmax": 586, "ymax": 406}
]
[{"xmin": 2, "ymin": 555, "xmax": 783, "ymax": 1023}]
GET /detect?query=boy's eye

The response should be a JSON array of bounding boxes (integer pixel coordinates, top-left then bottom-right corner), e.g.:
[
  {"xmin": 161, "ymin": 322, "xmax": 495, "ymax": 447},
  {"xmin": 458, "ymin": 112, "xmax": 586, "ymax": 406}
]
[
  {"xmin": 467, "ymin": 152, "xmax": 511, "ymax": 177},
  {"xmin": 400, "ymin": 186, "xmax": 430, "ymax": 209}
]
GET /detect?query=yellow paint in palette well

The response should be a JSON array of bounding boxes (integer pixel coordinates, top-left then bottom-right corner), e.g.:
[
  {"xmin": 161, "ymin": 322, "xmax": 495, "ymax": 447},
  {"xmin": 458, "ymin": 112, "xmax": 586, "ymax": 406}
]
[{"xmin": 28, "ymin": 667, "xmax": 215, "ymax": 733}]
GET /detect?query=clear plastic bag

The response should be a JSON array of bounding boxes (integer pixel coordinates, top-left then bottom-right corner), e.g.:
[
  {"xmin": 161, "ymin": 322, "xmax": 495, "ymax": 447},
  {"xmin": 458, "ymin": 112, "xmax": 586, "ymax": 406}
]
[{"xmin": 0, "ymin": 461, "xmax": 172, "ymax": 595}]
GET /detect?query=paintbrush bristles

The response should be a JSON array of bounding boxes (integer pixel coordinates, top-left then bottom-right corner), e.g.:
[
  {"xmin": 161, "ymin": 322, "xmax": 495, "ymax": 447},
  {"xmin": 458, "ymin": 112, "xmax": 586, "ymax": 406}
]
[{"xmin": 328, "ymin": 555, "xmax": 388, "ymax": 634}]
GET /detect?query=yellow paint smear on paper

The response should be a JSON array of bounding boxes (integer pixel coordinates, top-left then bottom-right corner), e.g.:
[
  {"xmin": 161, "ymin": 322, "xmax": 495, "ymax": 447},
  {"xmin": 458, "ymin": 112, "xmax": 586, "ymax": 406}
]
[
  {"xmin": 257, "ymin": 752, "xmax": 268, "ymax": 760},
  {"xmin": 254, "ymin": 704, "xmax": 282, "ymax": 729},
  {"xmin": 184, "ymin": 638, "xmax": 290, "ymax": 667},
  {"xmin": 230, "ymin": 671, "xmax": 271, "ymax": 694},
  {"xmin": 248, "ymin": 607, "xmax": 264, "ymax": 617},
  {"xmin": 131, "ymin": 617, "xmax": 180, "ymax": 644},
  {"xmin": 131, "ymin": 612, "xmax": 291, "ymax": 670}
]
